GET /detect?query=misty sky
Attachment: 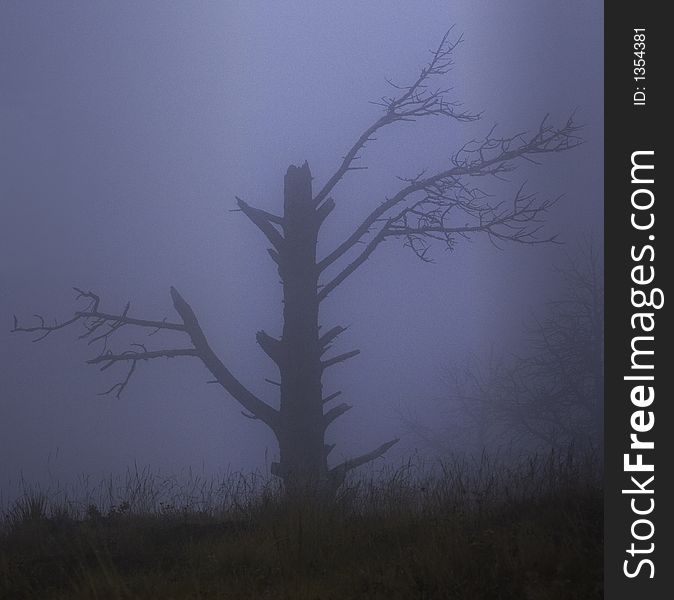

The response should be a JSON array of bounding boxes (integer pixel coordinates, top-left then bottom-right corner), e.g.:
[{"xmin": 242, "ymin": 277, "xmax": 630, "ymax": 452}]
[{"xmin": 1, "ymin": 1, "xmax": 602, "ymax": 499}]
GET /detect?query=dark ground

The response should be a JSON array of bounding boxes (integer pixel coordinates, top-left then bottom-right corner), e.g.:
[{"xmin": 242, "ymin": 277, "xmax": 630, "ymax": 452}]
[{"xmin": 1, "ymin": 452, "xmax": 602, "ymax": 600}]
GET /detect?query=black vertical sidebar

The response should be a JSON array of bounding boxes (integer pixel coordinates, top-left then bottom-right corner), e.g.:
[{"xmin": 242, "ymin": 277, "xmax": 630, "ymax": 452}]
[{"xmin": 604, "ymin": 3, "xmax": 671, "ymax": 599}]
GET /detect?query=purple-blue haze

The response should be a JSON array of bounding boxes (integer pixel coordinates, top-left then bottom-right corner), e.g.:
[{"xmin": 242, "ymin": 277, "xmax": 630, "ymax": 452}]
[{"xmin": 1, "ymin": 1, "xmax": 602, "ymax": 499}]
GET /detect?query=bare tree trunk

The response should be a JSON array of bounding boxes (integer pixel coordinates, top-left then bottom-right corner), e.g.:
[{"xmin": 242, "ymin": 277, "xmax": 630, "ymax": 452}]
[{"xmin": 274, "ymin": 163, "xmax": 328, "ymax": 494}]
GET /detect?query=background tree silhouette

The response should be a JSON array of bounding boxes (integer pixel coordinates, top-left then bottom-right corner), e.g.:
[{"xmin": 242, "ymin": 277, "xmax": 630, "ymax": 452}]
[
  {"xmin": 13, "ymin": 29, "xmax": 581, "ymax": 495},
  {"xmin": 401, "ymin": 240, "xmax": 603, "ymax": 456}
]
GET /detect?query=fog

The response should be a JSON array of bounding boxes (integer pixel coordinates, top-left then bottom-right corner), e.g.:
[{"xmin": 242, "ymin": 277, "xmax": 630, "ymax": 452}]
[{"xmin": 1, "ymin": 1, "xmax": 602, "ymax": 500}]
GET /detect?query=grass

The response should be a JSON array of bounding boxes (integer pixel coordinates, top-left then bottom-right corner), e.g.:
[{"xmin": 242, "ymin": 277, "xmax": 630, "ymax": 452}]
[{"xmin": 0, "ymin": 451, "xmax": 602, "ymax": 599}]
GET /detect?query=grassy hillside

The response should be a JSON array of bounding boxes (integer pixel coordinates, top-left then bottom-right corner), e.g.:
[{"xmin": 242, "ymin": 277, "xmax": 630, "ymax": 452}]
[{"xmin": 1, "ymin": 452, "xmax": 602, "ymax": 599}]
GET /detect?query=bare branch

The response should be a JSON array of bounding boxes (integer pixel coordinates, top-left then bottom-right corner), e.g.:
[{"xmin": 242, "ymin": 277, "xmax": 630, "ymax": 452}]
[
  {"xmin": 317, "ymin": 114, "xmax": 581, "ymax": 290},
  {"xmin": 319, "ymin": 226, "xmax": 390, "ymax": 302},
  {"xmin": 241, "ymin": 205, "xmax": 284, "ymax": 225},
  {"xmin": 88, "ymin": 348, "xmax": 198, "ymax": 367},
  {"xmin": 329, "ymin": 438, "xmax": 400, "ymax": 485},
  {"xmin": 12, "ymin": 288, "xmax": 186, "ymax": 348},
  {"xmin": 14, "ymin": 286, "xmax": 279, "ymax": 428},
  {"xmin": 99, "ymin": 360, "xmax": 138, "ymax": 399},
  {"xmin": 372, "ymin": 29, "xmax": 479, "ymax": 123},
  {"xmin": 319, "ymin": 325, "xmax": 348, "ymax": 347},
  {"xmin": 324, "ymin": 402, "xmax": 352, "ymax": 427},
  {"xmin": 315, "ymin": 197, "xmax": 336, "ymax": 226},
  {"xmin": 313, "ymin": 28, "xmax": 479, "ymax": 208},
  {"xmin": 256, "ymin": 330, "xmax": 283, "ymax": 365},
  {"xmin": 267, "ymin": 248, "xmax": 281, "ymax": 267},
  {"xmin": 321, "ymin": 349, "xmax": 361, "ymax": 370},
  {"xmin": 13, "ymin": 312, "xmax": 82, "ymax": 342},
  {"xmin": 88, "ymin": 348, "xmax": 198, "ymax": 399},
  {"xmin": 313, "ymin": 118, "xmax": 389, "ymax": 208},
  {"xmin": 170, "ymin": 287, "xmax": 279, "ymax": 429},
  {"xmin": 383, "ymin": 185, "xmax": 561, "ymax": 262},
  {"xmin": 236, "ymin": 196, "xmax": 285, "ymax": 250},
  {"xmin": 322, "ymin": 390, "xmax": 342, "ymax": 404}
]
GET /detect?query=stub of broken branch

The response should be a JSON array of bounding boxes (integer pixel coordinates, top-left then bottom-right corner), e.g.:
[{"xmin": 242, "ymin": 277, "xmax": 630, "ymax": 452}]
[
  {"xmin": 319, "ymin": 325, "xmax": 348, "ymax": 347},
  {"xmin": 322, "ymin": 349, "xmax": 360, "ymax": 370},
  {"xmin": 322, "ymin": 390, "xmax": 342, "ymax": 404},
  {"xmin": 323, "ymin": 402, "xmax": 352, "ymax": 427},
  {"xmin": 329, "ymin": 438, "xmax": 400, "ymax": 488},
  {"xmin": 256, "ymin": 330, "xmax": 283, "ymax": 365},
  {"xmin": 236, "ymin": 197, "xmax": 285, "ymax": 251}
]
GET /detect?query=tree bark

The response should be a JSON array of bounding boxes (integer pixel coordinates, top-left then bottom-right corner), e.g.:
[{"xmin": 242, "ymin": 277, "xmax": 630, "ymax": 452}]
[{"xmin": 275, "ymin": 162, "xmax": 328, "ymax": 493}]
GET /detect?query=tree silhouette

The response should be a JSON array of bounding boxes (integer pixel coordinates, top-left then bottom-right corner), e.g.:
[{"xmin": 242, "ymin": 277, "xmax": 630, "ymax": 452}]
[
  {"xmin": 510, "ymin": 241, "xmax": 604, "ymax": 450},
  {"xmin": 402, "ymin": 241, "xmax": 603, "ymax": 456},
  {"xmin": 13, "ymin": 29, "xmax": 581, "ymax": 495}
]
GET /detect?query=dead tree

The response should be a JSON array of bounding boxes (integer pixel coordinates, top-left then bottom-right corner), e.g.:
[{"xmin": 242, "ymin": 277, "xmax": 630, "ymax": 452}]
[
  {"xmin": 403, "ymin": 241, "xmax": 603, "ymax": 456},
  {"xmin": 519, "ymin": 241, "xmax": 604, "ymax": 450},
  {"xmin": 13, "ymin": 30, "xmax": 582, "ymax": 495}
]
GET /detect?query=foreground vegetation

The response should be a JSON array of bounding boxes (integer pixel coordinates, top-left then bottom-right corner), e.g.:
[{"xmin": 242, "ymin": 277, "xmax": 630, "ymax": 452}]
[{"xmin": 1, "ymin": 451, "xmax": 601, "ymax": 599}]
